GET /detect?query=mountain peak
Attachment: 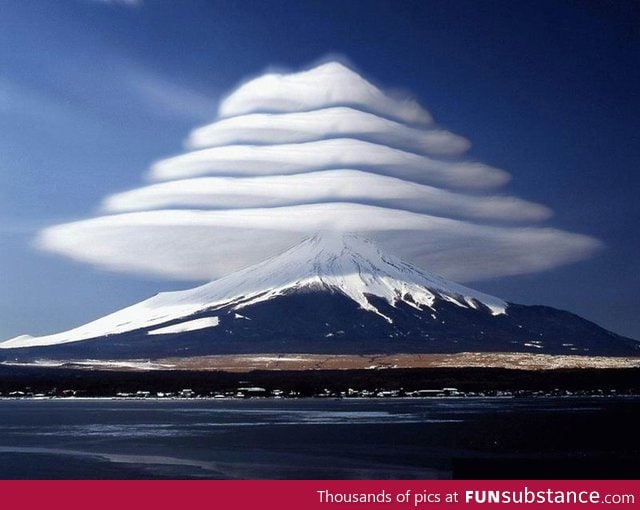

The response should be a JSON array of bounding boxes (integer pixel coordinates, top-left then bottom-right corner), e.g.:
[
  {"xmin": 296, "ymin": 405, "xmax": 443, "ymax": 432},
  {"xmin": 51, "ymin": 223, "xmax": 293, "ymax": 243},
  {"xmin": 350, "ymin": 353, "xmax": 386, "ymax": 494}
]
[
  {"xmin": 279, "ymin": 232, "xmax": 387, "ymax": 267},
  {"xmin": 1, "ymin": 233, "xmax": 507, "ymax": 349},
  {"xmin": 264, "ymin": 232, "xmax": 508, "ymax": 320}
]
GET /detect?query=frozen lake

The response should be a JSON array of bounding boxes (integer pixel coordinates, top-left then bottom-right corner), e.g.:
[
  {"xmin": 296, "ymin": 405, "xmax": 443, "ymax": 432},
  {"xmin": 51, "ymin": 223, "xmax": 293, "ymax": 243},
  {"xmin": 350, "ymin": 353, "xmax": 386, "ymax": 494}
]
[{"xmin": 0, "ymin": 397, "xmax": 638, "ymax": 479}]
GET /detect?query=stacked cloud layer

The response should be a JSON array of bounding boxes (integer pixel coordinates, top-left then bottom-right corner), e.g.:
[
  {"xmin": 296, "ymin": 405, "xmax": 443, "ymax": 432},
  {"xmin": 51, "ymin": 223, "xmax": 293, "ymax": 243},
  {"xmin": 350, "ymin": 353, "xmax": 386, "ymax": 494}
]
[{"xmin": 38, "ymin": 61, "xmax": 601, "ymax": 282}]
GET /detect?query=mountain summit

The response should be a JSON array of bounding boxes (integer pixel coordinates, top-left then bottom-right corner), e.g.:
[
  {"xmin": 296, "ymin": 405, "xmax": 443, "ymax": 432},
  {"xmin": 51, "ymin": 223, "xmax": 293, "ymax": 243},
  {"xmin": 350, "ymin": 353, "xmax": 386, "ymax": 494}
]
[{"xmin": 1, "ymin": 234, "xmax": 637, "ymax": 359}]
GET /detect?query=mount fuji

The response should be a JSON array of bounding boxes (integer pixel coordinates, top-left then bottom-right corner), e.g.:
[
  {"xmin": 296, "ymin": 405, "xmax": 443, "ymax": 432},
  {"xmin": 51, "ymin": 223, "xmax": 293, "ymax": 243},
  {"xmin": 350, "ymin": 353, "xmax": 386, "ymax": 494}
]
[{"xmin": 1, "ymin": 234, "xmax": 637, "ymax": 361}]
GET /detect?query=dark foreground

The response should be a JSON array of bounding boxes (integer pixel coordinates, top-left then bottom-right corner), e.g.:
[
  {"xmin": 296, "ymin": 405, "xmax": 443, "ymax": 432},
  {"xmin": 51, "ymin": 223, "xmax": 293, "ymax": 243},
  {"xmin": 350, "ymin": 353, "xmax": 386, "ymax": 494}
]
[
  {"xmin": 0, "ymin": 397, "xmax": 638, "ymax": 479},
  {"xmin": 2, "ymin": 365, "xmax": 640, "ymax": 397}
]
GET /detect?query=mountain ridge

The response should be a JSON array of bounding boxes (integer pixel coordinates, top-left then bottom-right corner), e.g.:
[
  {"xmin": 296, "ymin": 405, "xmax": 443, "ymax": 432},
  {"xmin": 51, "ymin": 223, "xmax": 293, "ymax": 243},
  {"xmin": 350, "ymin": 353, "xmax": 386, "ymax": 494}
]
[
  {"xmin": 1, "ymin": 233, "xmax": 637, "ymax": 359},
  {"xmin": 1, "ymin": 233, "xmax": 506, "ymax": 349}
]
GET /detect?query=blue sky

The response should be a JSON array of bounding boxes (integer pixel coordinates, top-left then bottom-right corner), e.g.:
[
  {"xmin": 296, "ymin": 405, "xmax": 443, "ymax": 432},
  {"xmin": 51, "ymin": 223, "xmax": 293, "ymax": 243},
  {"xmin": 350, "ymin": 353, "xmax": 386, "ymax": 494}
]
[{"xmin": 1, "ymin": 0, "xmax": 639, "ymax": 340}]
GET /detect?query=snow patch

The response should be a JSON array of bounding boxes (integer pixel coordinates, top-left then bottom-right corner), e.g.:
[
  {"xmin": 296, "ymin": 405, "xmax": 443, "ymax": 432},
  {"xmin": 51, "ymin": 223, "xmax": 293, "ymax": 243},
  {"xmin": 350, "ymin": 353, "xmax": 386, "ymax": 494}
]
[
  {"xmin": 147, "ymin": 317, "xmax": 219, "ymax": 335},
  {"xmin": 1, "ymin": 359, "xmax": 174, "ymax": 370}
]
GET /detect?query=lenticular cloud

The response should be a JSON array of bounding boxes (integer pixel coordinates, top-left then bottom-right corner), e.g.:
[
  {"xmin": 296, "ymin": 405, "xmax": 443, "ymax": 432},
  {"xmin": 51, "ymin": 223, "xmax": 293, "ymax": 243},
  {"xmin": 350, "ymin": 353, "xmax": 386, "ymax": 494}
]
[
  {"xmin": 186, "ymin": 107, "xmax": 470, "ymax": 155},
  {"xmin": 37, "ymin": 61, "xmax": 601, "ymax": 282},
  {"xmin": 218, "ymin": 62, "xmax": 432, "ymax": 123}
]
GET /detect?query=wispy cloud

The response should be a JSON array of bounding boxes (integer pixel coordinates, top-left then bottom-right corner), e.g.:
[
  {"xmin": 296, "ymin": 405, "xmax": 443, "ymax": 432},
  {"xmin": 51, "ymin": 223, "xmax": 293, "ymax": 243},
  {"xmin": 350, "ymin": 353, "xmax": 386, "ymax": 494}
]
[
  {"xmin": 1, "ymin": 51, "xmax": 216, "ymax": 130},
  {"xmin": 34, "ymin": 60, "xmax": 601, "ymax": 283},
  {"xmin": 0, "ymin": 77, "xmax": 86, "ymax": 128},
  {"xmin": 88, "ymin": 0, "xmax": 143, "ymax": 7},
  {"xmin": 0, "ymin": 219, "xmax": 47, "ymax": 235},
  {"xmin": 122, "ymin": 68, "xmax": 217, "ymax": 122}
]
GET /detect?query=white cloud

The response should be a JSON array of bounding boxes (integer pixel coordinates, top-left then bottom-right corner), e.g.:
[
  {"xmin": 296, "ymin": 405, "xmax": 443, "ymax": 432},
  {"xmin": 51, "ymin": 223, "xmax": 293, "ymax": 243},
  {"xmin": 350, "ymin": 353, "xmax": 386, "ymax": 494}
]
[
  {"xmin": 150, "ymin": 138, "xmax": 509, "ymax": 189},
  {"xmin": 37, "ymin": 204, "xmax": 600, "ymax": 282},
  {"xmin": 219, "ymin": 62, "xmax": 432, "ymax": 124},
  {"xmin": 34, "ymin": 60, "xmax": 600, "ymax": 284},
  {"xmin": 187, "ymin": 106, "xmax": 470, "ymax": 155},
  {"xmin": 103, "ymin": 169, "xmax": 551, "ymax": 222},
  {"xmin": 0, "ymin": 77, "xmax": 89, "ymax": 128}
]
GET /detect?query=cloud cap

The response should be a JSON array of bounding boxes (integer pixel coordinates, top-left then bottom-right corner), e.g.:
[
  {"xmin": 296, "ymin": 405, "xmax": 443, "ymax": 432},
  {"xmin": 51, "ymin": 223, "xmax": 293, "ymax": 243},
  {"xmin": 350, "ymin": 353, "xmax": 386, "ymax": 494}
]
[
  {"xmin": 38, "ymin": 204, "xmax": 601, "ymax": 282},
  {"xmin": 34, "ymin": 60, "xmax": 601, "ymax": 284},
  {"xmin": 219, "ymin": 61, "xmax": 433, "ymax": 124}
]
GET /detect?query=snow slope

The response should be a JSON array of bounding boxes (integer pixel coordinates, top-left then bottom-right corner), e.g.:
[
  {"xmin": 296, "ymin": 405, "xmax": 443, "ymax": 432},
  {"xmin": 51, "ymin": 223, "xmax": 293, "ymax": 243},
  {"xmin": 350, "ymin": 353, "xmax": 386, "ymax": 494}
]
[{"xmin": 0, "ymin": 233, "xmax": 506, "ymax": 349}]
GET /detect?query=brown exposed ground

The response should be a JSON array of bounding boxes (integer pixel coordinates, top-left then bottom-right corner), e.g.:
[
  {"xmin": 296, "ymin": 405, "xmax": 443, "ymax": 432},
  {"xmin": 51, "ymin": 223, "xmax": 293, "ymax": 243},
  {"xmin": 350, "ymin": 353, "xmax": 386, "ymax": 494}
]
[
  {"xmin": 151, "ymin": 352, "xmax": 640, "ymax": 372},
  {"xmin": 4, "ymin": 352, "xmax": 639, "ymax": 372}
]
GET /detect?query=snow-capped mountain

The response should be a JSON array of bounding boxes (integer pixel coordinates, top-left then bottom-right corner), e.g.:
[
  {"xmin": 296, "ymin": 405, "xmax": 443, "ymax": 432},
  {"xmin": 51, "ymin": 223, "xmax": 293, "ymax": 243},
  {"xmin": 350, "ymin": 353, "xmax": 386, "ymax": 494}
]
[
  {"xmin": 0, "ymin": 233, "xmax": 506, "ymax": 348},
  {"xmin": 1, "ymin": 234, "xmax": 637, "ymax": 359}
]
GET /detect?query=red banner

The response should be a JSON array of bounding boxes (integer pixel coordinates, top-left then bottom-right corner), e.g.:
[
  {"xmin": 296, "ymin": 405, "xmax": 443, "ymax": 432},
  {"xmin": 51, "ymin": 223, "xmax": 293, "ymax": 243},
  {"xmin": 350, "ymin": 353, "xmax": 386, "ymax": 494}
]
[{"xmin": 2, "ymin": 480, "xmax": 638, "ymax": 510}]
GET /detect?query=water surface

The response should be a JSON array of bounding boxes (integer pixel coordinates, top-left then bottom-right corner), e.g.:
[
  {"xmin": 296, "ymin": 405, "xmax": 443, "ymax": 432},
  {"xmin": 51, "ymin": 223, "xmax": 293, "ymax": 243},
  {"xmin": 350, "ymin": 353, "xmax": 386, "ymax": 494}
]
[{"xmin": 0, "ymin": 397, "xmax": 637, "ymax": 479}]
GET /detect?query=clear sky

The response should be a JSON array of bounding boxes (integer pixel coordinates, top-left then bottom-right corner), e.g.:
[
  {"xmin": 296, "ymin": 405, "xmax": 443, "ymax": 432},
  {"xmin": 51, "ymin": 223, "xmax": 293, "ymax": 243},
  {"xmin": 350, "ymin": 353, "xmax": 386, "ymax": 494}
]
[{"xmin": 1, "ymin": 0, "xmax": 639, "ymax": 340}]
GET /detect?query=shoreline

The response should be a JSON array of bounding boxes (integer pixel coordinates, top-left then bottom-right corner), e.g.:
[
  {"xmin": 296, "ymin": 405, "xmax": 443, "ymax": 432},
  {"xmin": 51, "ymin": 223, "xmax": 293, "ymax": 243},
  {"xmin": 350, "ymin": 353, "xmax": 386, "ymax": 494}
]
[
  {"xmin": 2, "ymin": 363, "xmax": 640, "ymax": 399},
  {"xmin": 2, "ymin": 393, "xmax": 640, "ymax": 402}
]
